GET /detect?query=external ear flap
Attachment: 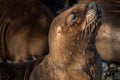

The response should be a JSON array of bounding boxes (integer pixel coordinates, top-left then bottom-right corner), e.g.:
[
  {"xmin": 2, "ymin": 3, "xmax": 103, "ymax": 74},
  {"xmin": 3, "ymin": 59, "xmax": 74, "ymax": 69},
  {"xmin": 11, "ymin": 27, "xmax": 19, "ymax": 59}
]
[
  {"xmin": 57, "ymin": 26, "xmax": 61, "ymax": 34},
  {"xmin": 81, "ymin": 21, "xmax": 86, "ymax": 31}
]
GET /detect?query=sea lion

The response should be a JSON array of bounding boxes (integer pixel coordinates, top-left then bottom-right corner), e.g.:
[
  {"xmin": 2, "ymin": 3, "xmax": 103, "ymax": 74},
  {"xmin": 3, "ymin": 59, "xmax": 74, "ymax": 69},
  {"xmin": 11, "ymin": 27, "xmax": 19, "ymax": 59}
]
[
  {"xmin": 41, "ymin": 0, "xmax": 78, "ymax": 15},
  {"xmin": 95, "ymin": 0, "xmax": 120, "ymax": 63},
  {"xmin": 79, "ymin": 0, "xmax": 120, "ymax": 63},
  {"xmin": 0, "ymin": 0, "xmax": 53, "ymax": 80},
  {"xmin": 29, "ymin": 2, "xmax": 102, "ymax": 80},
  {"xmin": 0, "ymin": 0, "xmax": 54, "ymax": 63}
]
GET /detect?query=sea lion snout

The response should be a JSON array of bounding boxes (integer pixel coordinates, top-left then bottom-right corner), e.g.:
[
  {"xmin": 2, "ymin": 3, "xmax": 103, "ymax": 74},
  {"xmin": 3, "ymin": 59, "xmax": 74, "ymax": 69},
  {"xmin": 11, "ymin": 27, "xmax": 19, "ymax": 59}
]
[
  {"xmin": 83, "ymin": 2, "xmax": 102, "ymax": 37},
  {"xmin": 86, "ymin": 2, "xmax": 102, "ymax": 19},
  {"xmin": 87, "ymin": 2, "xmax": 98, "ymax": 10}
]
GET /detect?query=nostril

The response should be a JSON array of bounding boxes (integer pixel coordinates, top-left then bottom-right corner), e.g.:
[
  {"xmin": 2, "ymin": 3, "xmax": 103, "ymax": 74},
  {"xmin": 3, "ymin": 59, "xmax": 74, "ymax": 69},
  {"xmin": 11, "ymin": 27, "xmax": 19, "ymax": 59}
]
[{"xmin": 87, "ymin": 2, "xmax": 97, "ymax": 10}]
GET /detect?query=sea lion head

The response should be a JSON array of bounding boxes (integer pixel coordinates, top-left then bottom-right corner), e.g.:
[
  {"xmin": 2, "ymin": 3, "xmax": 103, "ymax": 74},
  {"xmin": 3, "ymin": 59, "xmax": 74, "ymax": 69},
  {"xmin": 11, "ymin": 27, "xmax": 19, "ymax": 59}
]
[
  {"xmin": 49, "ymin": 2, "xmax": 102, "ymax": 52},
  {"xmin": 29, "ymin": 2, "xmax": 103, "ymax": 80}
]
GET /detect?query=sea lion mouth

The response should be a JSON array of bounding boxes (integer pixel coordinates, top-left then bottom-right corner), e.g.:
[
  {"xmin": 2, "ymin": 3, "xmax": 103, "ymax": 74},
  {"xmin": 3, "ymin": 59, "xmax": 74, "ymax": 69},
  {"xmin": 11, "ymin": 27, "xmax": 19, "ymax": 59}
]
[{"xmin": 84, "ymin": 2, "xmax": 102, "ymax": 35}]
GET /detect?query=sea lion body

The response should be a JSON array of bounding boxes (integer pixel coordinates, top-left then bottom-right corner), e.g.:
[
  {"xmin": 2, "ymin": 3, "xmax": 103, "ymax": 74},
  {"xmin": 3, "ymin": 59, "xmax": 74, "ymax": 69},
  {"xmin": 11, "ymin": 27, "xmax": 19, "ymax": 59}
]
[
  {"xmin": 0, "ymin": 0, "xmax": 53, "ymax": 80},
  {"xmin": 96, "ymin": 23, "xmax": 120, "ymax": 63},
  {"xmin": 95, "ymin": 0, "xmax": 120, "ymax": 63},
  {"xmin": 29, "ymin": 2, "xmax": 102, "ymax": 80},
  {"xmin": 0, "ymin": 0, "xmax": 54, "ymax": 63}
]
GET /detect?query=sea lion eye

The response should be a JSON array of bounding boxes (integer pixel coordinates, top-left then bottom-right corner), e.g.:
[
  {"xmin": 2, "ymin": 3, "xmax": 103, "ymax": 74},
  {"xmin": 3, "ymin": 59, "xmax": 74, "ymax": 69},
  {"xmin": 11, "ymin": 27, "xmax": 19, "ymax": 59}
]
[{"xmin": 68, "ymin": 12, "xmax": 79, "ymax": 25}]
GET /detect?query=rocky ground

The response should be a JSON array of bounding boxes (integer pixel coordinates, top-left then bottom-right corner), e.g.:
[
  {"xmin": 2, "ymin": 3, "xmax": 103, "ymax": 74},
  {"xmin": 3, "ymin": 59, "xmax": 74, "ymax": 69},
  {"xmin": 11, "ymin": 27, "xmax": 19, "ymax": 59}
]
[{"xmin": 102, "ymin": 62, "xmax": 120, "ymax": 80}]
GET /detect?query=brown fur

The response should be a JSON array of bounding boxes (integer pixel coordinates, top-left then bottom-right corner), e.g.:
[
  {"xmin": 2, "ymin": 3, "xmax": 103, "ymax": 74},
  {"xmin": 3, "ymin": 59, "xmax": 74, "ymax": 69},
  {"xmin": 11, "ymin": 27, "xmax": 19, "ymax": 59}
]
[
  {"xmin": 80, "ymin": 0, "xmax": 120, "ymax": 63},
  {"xmin": 0, "ymin": 0, "xmax": 54, "ymax": 80},
  {"xmin": 79, "ymin": 0, "xmax": 120, "ymax": 26},
  {"xmin": 0, "ymin": 0, "xmax": 54, "ymax": 62},
  {"xmin": 79, "ymin": 0, "xmax": 120, "ymax": 63},
  {"xmin": 96, "ymin": 0, "xmax": 120, "ymax": 63},
  {"xmin": 29, "ymin": 2, "xmax": 102, "ymax": 80}
]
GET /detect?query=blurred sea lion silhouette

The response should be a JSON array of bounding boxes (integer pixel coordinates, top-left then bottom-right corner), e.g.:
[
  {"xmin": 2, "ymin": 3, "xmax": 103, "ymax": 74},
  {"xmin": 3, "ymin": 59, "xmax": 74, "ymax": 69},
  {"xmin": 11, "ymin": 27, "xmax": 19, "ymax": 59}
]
[{"xmin": 0, "ymin": 0, "xmax": 54, "ymax": 80}]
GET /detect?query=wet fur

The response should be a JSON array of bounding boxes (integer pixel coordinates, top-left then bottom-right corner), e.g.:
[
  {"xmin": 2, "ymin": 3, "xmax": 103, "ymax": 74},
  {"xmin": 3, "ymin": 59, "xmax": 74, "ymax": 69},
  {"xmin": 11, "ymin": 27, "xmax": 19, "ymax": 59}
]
[{"xmin": 29, "ymin": 2, "xmax": 102, "ymax": 80}]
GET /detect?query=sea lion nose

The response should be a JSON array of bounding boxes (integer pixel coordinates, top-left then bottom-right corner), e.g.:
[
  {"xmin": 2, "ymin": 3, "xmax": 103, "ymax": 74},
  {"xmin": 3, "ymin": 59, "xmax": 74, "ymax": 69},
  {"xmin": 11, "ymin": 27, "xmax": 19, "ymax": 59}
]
[
  {"xmin": 87, "ymin": 2, "xmax": 102, "ymax": 17},
  {"xmin": 87, "ymin": 2, "xmax": 98, "ymax": 10}
]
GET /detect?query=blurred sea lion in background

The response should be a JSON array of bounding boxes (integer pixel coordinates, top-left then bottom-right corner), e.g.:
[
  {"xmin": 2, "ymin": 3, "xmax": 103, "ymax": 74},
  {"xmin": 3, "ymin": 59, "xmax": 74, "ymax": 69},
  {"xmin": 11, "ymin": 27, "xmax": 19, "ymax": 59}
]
[
  {"xmin": 29, "ymin": 2, "xmax": 102, "ymax": 80},
  {"xmin": 0, "ymin": 0, "xmax": 54, "ymax": 63},
  {"xmin": 96, "ymin": 0, "xmax": 120, "ymax": 64},
  {"xmin": 0, "ymin": 0, "xmax": 54, "ymax": 79}
]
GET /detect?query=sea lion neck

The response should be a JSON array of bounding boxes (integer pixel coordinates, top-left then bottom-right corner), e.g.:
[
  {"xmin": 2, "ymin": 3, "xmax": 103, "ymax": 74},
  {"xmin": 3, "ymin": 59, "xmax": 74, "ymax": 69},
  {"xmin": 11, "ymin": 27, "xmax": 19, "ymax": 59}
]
[
  {"xmin": 49, "ymin": 30, "xmax": 97, "ymax": 67},
  {"xmin": 49, "ymin": 33, "xmax": 96, "ymax": 54},
  {"xmin": 29, "ymin": 2, "xmax": 102, "ymax": 80}
]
